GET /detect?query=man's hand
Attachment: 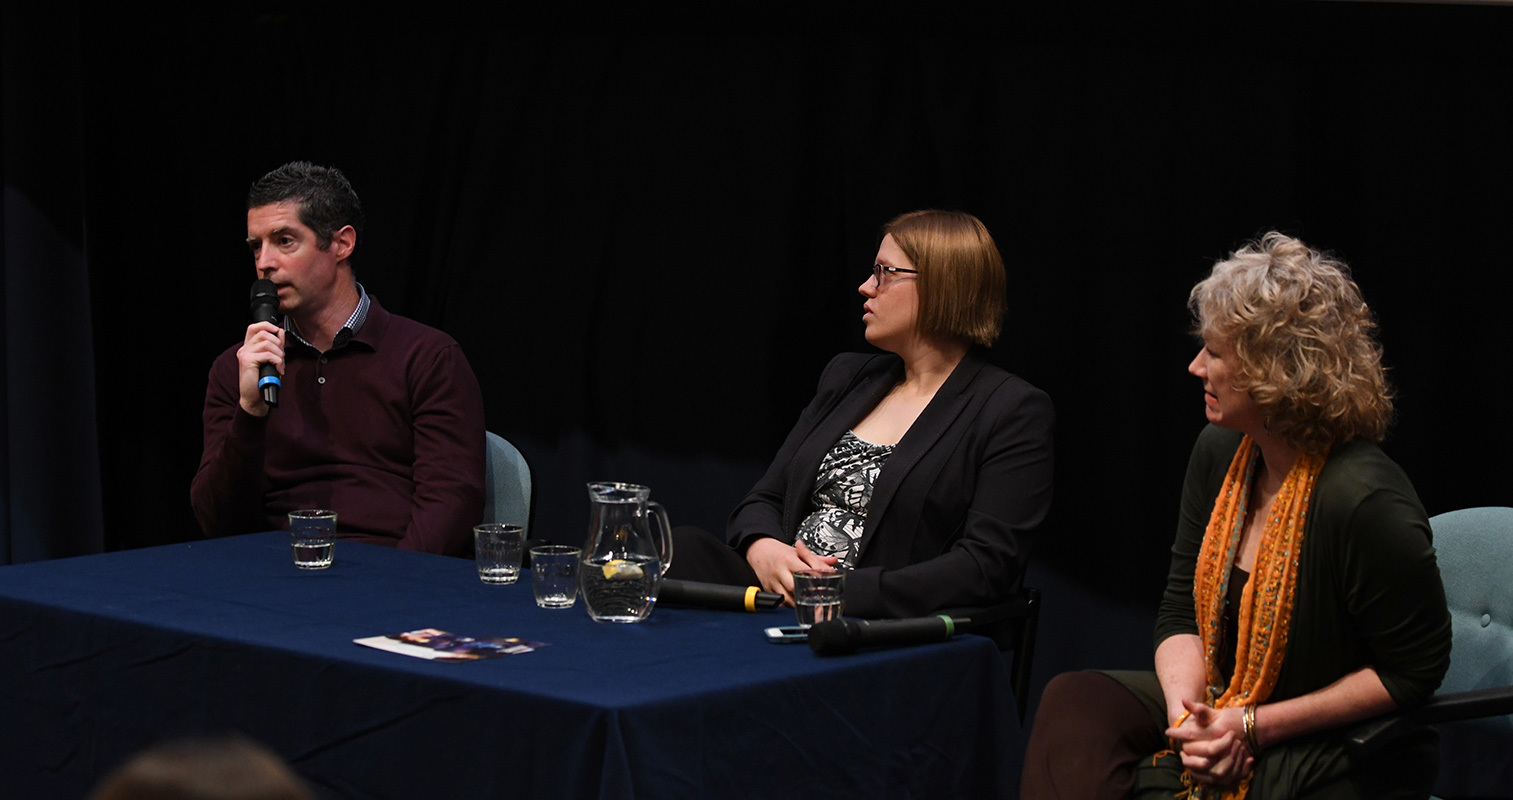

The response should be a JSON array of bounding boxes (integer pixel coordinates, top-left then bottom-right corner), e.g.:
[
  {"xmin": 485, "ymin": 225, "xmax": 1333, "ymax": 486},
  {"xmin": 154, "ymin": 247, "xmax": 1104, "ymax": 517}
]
[{"xmin": 236, "ymin": 322, "xmax": 285, "ymax": 417}]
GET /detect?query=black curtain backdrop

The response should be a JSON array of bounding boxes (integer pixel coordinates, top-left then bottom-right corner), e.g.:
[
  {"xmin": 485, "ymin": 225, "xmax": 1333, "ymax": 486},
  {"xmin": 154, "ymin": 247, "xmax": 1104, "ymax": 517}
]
[
  {"xmin": 2, "ymin": 3, "xmax": 104, "ymax": 563},
  {"xmin": 4, "ymin": 4, "xmax": 1511, "ymax": 704}
]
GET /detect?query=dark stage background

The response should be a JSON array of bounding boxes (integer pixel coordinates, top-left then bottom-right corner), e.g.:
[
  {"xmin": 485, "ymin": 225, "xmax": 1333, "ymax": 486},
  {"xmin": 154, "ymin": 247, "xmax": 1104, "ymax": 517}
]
[{"xmin": 5, "ymin": 4, "xmax": 1511, "ymax": 711}]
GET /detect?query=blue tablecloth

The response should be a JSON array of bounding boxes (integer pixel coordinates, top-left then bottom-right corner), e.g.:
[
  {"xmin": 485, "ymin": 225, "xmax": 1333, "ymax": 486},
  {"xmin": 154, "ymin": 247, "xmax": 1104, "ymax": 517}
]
[{"xmin": 0, "ymin": 533, "xmax": 1022, "ymax": 798}]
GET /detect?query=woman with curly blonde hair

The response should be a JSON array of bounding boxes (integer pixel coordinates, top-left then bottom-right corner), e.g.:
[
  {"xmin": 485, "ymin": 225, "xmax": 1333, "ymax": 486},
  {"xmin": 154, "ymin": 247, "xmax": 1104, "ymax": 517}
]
[
  {"xmin": 1022, "ymin": 233, "xmax": 1451, "ymax": 799},
  {"xmin": 1187, "ymin": 232, "xmax": 1394, "ymax": 454}
]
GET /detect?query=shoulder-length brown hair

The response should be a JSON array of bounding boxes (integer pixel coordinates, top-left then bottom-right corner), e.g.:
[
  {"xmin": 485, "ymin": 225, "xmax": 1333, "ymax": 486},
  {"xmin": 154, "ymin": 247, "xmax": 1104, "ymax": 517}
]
[
  {"xmin": 884, "ymin": 210, "xmax": 1005, "ymax": 348},
  {"xmin": 1190, "ymin": 232, "xmax": 1394, "ymax": 454}
]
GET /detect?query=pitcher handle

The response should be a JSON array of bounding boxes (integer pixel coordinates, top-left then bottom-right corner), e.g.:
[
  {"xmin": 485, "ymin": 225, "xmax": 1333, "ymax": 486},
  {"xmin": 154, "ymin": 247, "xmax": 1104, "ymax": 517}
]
[{"xmin": 647, "ymin": 500, "xmax": 674, "ymax": 573}]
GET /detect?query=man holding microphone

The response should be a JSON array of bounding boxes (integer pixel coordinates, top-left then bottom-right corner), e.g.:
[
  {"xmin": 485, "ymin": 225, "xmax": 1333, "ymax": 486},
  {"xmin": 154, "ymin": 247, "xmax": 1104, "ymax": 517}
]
[{"xmin": 191, "ymin": 162, "xmax": 485, "ymax": 555}]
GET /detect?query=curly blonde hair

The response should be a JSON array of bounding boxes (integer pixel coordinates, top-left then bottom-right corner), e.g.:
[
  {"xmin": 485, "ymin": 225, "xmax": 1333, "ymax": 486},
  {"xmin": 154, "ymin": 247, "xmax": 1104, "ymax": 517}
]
[{"xmin": 1189, "ymin": 232, "xmax": 1393, "ymax": 454}]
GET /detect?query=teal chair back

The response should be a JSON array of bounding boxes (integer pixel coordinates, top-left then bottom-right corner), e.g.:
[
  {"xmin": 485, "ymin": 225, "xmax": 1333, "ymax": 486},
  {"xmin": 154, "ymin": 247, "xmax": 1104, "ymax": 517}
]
[
  {"xmin": 483, "ymin": 432, "xmax": 532, "ymax": 534},
  {"xmin": 1428, "ymin": 506, "xmax": 1513, "ymax": 798}
]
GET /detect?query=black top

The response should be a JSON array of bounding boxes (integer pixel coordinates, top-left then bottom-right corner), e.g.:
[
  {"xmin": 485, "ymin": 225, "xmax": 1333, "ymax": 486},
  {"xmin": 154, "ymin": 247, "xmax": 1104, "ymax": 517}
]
[{"xmin": 727, "ymin": 350, "xmax": 1054, "ymax": 618}]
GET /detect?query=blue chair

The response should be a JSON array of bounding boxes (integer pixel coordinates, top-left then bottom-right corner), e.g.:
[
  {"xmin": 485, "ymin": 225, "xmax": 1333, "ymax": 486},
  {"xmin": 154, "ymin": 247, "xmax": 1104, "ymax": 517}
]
[
  {"xmin": 483, "ymin": 432, "xmax": 532, "ymax": 534},
  {"xmin": 1347, "ymin": 506, "xmax": 1513, "ymax": 799}
]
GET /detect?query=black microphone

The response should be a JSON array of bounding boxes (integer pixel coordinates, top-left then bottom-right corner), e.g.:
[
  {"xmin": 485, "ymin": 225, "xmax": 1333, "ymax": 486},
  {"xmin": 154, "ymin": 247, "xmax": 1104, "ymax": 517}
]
[
  {"xmin": 657, "ymin": 579, "xmax": 783, "ymax": 612},
  {"xmin": 249, "ymin": 279, "xmax": 281, "ymax": 408},
  {"xmin": 807, "ymin": 615, "xmax": 971, "ymax": 656}
]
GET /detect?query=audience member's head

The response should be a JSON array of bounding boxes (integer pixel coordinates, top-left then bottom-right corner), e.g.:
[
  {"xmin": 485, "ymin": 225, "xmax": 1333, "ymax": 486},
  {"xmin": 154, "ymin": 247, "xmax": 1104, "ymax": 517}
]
[{"xmin": 89, "ymin": 736, "xmax": 314, "ymax": 800}]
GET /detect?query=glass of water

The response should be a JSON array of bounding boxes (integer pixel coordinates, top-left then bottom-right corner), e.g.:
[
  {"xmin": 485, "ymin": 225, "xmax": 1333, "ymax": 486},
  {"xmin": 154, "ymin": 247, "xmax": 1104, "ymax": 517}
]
[
  {"xmin": 288, "ymin": 509, "xmax": 337, "ymax": 570},
  {"xmin": 793, "ymin": 570, "xmax": 845, "ymax": 627},
  {"xmin": 474, "ymin": 524, "xmax": 525, "ymax": 584},
  {"xmin": 530, "ymin": 545, "xmax": 581, "ymax": 608}
]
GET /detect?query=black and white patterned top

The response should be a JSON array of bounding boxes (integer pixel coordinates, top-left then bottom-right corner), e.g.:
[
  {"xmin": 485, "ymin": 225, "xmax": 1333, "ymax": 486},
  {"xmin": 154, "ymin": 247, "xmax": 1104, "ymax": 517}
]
[{"xmin": 795, "ymin": 430, "xmax": 894, "ymax": 568}]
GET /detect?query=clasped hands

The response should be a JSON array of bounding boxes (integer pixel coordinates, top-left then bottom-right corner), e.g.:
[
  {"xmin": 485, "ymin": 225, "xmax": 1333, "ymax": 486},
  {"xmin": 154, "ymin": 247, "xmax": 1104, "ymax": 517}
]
[
  {"xmin": 745, "ymin": 537, "xmax": 837, "ymax": 607},
  {"xmin": 1166, "ymin": 700, "xmax": 1255, "ymax": 786}
]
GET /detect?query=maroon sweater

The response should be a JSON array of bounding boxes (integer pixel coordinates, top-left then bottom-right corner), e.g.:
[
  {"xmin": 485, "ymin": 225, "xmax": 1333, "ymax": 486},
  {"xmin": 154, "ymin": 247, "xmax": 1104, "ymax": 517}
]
[{"xmin": 191, "ymin": 298, "xmax": 485, "ymax": 555}]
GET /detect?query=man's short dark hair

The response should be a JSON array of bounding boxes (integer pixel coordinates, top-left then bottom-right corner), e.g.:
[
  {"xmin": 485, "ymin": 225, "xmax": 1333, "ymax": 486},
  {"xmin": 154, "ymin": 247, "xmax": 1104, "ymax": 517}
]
[{"xmin": 246, "ymin": 162, "xmax": 365, "ymax": 254}]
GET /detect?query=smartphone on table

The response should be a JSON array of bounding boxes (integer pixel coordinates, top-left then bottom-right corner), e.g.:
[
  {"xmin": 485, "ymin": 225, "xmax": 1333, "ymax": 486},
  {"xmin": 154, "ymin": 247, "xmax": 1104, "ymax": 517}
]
[{"xmin": 764, "ymin": 626, "xmax": 808, "ymax": 644}]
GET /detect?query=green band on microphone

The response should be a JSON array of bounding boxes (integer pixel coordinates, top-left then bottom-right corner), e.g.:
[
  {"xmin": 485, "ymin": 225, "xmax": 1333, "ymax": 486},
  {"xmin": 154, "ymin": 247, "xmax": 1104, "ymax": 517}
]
[{"xmin": 937, "ymin": 615, "xmax": 954, "ymax": 637}]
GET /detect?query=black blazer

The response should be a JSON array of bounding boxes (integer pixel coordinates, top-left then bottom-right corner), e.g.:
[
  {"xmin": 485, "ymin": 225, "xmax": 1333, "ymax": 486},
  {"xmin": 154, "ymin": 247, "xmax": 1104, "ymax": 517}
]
[{"xmin": 728, "ymin": 350, "xmax": 1054, "ymax": 618}]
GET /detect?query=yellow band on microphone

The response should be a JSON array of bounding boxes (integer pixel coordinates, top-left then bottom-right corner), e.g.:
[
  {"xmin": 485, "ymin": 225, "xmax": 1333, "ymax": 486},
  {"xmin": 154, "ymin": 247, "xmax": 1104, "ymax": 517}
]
[{"xmin": 744, "ymin": 586, "xmax": 759, "ymax": 612}]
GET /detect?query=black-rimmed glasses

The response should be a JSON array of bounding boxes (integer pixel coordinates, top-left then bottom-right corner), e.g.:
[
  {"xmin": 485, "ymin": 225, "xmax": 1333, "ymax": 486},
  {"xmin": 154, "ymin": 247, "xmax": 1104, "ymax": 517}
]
[{"xmin": 871, "ymin": 263, "xmax": 919, "ymax": 287}]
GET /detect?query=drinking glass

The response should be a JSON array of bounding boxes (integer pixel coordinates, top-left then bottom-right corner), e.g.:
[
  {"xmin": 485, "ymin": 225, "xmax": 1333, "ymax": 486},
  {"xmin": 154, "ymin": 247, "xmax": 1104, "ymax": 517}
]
[
  {"xmin": 474, "ymin": 524, "xmax": 525, "ymax": 584},
  {"xmin": 288, "ymin": 509, "xmax": 337, "ymax": 570},
  {"xmin": 793, "ymin": 570, "xmax": 845, "ymax": 628}
]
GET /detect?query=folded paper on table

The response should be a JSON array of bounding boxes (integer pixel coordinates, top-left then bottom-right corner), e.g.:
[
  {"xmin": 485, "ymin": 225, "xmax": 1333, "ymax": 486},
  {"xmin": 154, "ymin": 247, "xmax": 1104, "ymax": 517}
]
[{"xmin": 354, "ymin": 627, "xmax": 547, "ymax": 661}]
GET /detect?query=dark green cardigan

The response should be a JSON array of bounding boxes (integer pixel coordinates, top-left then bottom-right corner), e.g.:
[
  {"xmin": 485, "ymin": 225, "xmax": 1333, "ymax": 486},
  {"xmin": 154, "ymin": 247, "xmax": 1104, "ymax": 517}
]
[{"xmin": 1156, "ymin": 425, "xmax": 1451, "ymax": 710}]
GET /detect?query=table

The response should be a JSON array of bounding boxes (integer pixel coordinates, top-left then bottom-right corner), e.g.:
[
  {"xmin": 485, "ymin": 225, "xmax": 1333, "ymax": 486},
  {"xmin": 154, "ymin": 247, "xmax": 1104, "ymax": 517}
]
[{"xmin": 0, "ymin": 533, "xmax": 1023, "ymax": 798}]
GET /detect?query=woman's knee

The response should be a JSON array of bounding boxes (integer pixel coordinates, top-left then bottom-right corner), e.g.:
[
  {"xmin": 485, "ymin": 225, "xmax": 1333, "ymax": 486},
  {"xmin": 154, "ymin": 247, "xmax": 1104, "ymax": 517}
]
[
  {"xmin": 1040, "ymin": 671, "xmax": 1117, "ymax": 715},
  {"xmin": 666, "ymin": 526, "xmax": 756, "ymax": 585},
  {"xmin": 1032, "ymin": 671, "xmax": 1162, "ymax": 750}
]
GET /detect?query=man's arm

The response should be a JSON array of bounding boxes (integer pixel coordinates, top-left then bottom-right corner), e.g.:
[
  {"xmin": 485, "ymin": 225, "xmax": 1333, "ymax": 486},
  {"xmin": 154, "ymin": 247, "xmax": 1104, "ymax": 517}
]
[
  {"xmin": 397, "ymin": 343, "xmax": 486, "ymax": 555},
  {"xmin": 190, "ymin": 343, "xmax": 273, "ymax": 536}
]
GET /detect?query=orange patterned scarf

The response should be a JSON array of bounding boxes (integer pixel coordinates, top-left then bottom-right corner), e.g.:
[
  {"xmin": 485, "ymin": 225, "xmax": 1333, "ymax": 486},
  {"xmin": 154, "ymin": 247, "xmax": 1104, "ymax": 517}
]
[{"xmin": 1186, "ymin": 435, "xmax": 1327, "ymax": 799}]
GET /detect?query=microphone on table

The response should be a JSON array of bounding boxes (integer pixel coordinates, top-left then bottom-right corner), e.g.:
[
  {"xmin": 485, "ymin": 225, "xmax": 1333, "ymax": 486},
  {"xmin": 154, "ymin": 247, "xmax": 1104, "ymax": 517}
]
[
  {"xmin": 807, "ymin": 615, "xmax": 971, "ymax": 656},
  {"xmin": 249, "ymin": 279, "xmax": 281, "ymax": 408},
  {"xmin": 657, "ymin": 579, "xmax": 783, "ymax": 612}
]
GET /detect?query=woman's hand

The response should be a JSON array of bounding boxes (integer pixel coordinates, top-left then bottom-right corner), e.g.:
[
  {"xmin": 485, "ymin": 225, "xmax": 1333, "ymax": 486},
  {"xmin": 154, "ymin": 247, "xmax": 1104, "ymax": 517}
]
[
  {"xmin": 793, "ymin": 539, "xmax": 839, "ymax": 573},
  {"xmin": 745, "ymin": 538, "xmax": 836, "ymax": 606},
  {"xmin": 744, "ymin": 538, "xmax": 807, "ymax": 606},
  {"xmin": 1166, "ymin": 700, "xmax": 1254, "ymax": 786}
]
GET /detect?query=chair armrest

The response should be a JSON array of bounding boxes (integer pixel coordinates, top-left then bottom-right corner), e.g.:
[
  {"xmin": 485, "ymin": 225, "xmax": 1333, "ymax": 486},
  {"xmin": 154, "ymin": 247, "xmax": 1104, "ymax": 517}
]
[
  {"xmin": 1346, "ymin": 685, "xmax": 1513, "ymax": 758},
  {"xmin": 938, "ymin": 595, "xmax": 1034, "ymax": 629},
  {"xmin": 939, "ymin": 589, "xmax": 1042, "ymax": 723}
]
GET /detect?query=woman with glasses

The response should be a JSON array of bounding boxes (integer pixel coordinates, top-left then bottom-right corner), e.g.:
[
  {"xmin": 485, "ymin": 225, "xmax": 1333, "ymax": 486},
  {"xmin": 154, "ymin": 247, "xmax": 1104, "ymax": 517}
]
[
  {"xmin": 668, "ymin": 209, "xmax": 1054, "ymax": 619},
  {"xmin": 1020, "ymin": 233, "xmax": 1450, "ymax": 799}
]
